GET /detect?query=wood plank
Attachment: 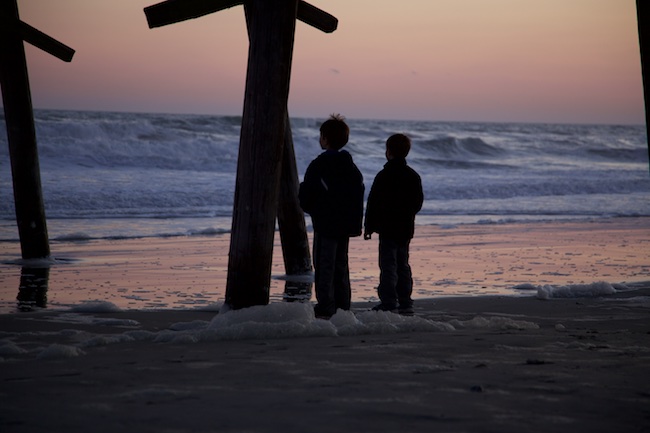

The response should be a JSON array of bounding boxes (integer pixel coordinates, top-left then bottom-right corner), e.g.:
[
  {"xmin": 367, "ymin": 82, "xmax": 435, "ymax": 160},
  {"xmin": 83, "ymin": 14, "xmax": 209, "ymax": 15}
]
[
  {"xmin": 297, "ymin": 1, "xmax": 338, "ymax": 33},
  {"xmin": 144, "ymin": 0, "xmax": 337, "ymax": 33},
  {"xmin": 20, "ymin": 21, "xmax": 75, "ymax": 62},
  {"xmin": 144, "ymin": 0, "xmax": 243, "ymax": 28}
]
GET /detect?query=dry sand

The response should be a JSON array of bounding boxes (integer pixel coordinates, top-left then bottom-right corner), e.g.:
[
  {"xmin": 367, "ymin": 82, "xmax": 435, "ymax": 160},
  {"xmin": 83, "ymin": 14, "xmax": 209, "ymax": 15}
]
[{"xmin": 1, "ymin": 218, "xmax": 650, "ymax": 432}]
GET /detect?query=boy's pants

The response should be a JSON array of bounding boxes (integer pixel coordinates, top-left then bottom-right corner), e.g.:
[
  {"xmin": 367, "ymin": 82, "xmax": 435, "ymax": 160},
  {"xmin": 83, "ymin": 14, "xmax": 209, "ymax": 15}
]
[
  {"xmin": 313, "ymin": 232, "xmax": 351, "ymax": 317},
  {"xmin": 377, "ymin": 236, "xmax": 413, "ymax": 309}
]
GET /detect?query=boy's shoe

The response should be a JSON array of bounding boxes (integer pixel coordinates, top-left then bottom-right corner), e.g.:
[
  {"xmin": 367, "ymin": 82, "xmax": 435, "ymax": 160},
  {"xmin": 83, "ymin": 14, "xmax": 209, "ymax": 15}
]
[
  {"xmin": 313, "ymin": 305, "xmax": 332, "ymax": 320},
  {"xmin": 371, "ymin": 304, "xmax": 398, "ymax": 313},
  {"xmin": 398, "ymin": 306, "xmax": 415, "ymax": 316}
]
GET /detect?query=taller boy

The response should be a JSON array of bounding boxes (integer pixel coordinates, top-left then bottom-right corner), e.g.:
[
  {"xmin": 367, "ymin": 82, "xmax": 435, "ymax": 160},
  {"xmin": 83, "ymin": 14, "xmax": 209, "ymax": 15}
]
[
  {"xmin": 364, "ymin": 133, "xmax": 423, "ymax": 315},
  {"xmin": 299, "ymin": 114, "xmax": 364, "ymax": 319}
]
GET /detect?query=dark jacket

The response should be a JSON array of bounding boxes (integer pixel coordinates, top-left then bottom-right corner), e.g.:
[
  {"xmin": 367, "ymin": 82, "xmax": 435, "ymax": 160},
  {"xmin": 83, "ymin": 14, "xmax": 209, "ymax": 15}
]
[
  {"xmin": 299, "ymin": 150, "xmax": 364, "ymax": 237},
  {"xmin": 364, "ymin": 158, "xmax": 423, "ymax": 241}
]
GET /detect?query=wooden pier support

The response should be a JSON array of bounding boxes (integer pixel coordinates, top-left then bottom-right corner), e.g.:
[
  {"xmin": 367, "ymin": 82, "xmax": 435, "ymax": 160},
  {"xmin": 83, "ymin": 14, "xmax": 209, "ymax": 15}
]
[
  {"xmin": 0, "ymin": 0, "xmax": 73, "ymax": 259},
  {"xmin": 1, "ymin": 0, "xmax": 49, "ymax": 259},
  {"xmin": 225, "ymin": 0, "xmax": 299, "ymax": 308},
  {"xmin": 0, "ymin": 38, "xmax": 50, "ymax": 259},
  {"xmin": 241, "ymin": 7, "xmax": 312, "ymax": 278},
  {"xmin": 145, "ymin": 0, "xmax": 335, "ymax": 308},
  {"xmin": 277, "ymin": 113, "xmax": 312, "ymax": 276},
  {"xmin": 637, "ymin": 0, "xmax": 650, "ymax": 167}
]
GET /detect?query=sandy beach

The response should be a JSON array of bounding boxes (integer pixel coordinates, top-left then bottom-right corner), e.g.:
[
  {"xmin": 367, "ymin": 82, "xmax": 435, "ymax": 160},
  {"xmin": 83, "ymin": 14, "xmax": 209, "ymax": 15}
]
[
  {"xmin": 1, "ymin": 291, "xmax": 649, "ymax": 432},
  {"xmin": 1, "ymin": 218, "xmax": 649, "ymax": 312},
  {"xmin": 1, "ymin": 218, "xmax": 650, "ymax": 432}
]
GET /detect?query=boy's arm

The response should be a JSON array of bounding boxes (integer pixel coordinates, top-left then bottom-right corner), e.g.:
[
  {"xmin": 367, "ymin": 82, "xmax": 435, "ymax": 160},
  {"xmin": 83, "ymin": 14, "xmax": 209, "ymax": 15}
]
[
  {"xmin": 405, "ymin": 169, "xmax": 424, "ymax": 215},
  {"xmin": 414, "ymin": 174, "xmax": 424, "ymax": 214},
  {"xmin": 363, "ymin": 175, "xmax": 381, "ymax": 239},
  {"xmin": 298, "ymin": 179, "xmax": 313, "ymax": 214},
  {"xmin": 298, "ymin": 163, "xmax": 320, "ymax": 214},
  {"xmin": 363, "ymin": 187, "xmax": 373, "ymax": 240},
  {"xmin": 363, "ymin": 187, "xmax": 374, "ymax": 239}
]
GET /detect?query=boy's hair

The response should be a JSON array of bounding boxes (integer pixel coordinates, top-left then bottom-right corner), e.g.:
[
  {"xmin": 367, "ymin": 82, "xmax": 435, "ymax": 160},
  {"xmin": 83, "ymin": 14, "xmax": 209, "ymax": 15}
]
[
  {"xmin": 320, "ymin": 114, "xmax": 349, "ymax": 150},
  {"xmin": 386, "ymin": 133, "xmax": 411, "ymax": 158}
]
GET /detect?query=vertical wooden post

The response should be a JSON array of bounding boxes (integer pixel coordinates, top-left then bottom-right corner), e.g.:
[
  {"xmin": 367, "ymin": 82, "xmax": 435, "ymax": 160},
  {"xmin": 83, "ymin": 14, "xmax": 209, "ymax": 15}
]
[
  {"xmin": 242, "ymin": 7, "xmax": 312, "ymax": 278},
  {"xmin": 637, "ymin": 0, "xmax": 650, "ymax": 169},
  {"xmin": 278, "ymin": 113, "xmax": 312, "ymax": 276},
  {"xmin": 225, "ymin": 0, "xmax": 299, "ymax": 308},
  {"xmin": 278, "ymin": 115, "xmax": 313, "ymax": 301},
  {"xmin": 0, "ymin": 0, "xmax": 50, "ymax": 259}
]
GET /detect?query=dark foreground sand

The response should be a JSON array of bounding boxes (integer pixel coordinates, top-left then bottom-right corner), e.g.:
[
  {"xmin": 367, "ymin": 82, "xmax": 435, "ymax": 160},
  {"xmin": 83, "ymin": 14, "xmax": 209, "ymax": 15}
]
[{"xmin": 1, "ymin": 289, "xmax": 649, "ymax": 433}]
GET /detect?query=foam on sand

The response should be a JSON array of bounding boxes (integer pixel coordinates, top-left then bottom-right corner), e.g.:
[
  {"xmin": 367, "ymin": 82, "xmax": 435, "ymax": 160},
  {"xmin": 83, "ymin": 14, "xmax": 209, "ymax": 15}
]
[{"xmin": 536, "ymin": 281, "xmax": 617, "ymax": 299}]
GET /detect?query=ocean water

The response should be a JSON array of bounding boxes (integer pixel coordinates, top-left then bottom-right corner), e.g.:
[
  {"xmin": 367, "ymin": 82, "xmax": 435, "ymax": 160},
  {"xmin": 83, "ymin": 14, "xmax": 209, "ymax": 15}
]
[{"xmin": 0, "ymin": 109, "xmax": 649, "ymax": 242}]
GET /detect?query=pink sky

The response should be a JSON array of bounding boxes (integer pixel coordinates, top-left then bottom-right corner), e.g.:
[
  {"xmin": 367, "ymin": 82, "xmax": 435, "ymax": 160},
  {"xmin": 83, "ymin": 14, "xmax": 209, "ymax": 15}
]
[{"xmin": 14, "ymin": 0, "xmax": 646, "ymax": 124}]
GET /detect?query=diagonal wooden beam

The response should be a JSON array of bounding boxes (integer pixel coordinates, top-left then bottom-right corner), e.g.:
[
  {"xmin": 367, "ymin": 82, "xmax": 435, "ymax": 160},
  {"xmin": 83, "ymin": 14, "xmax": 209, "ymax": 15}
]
[
  {"xmin": 0, "ymin": 16, "xmax": 75, "ymax": 62},
  {"xmin": 145, "ymin": 0, "xmax": 243, "ymax": 29},
  {"xmin": 297, "ymin": 1, "xmax": 337, "ymax": 33},
  {"xmin": 20, "ymin": 21, "xmax": 75, "ymax": 62},
  {"xmin": 145, "ymin": 0, "xmax": 337, "ymax": 33}
]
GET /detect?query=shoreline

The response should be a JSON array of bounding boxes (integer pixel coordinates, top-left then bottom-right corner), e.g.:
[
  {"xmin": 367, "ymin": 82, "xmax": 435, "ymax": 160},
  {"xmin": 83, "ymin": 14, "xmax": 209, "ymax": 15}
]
[
  {"xmin": 1, "ymin": 217, "xmax": 649, "ymax": 314},
  {"xmin": 0, "ymin": 214, "xmax": 646, "ymax": 244}
]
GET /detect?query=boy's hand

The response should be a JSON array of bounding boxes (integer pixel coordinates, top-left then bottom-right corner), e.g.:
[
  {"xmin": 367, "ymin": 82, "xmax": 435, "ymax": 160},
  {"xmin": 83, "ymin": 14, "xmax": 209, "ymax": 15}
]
[{"xmin": 363, "ymin": 231, "xmax": 372, "ymax": 240}]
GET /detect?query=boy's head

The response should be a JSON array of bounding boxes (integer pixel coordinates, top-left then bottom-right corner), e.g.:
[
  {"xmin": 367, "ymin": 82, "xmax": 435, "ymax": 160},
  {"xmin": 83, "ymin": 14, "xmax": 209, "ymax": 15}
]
[
  {"xmin": 320, "ymin": 114, "xmax": 349, "ymax": 150},
  {"xmin": 386, "ymin": 133, "xmax": 411, "ymax": 159}
]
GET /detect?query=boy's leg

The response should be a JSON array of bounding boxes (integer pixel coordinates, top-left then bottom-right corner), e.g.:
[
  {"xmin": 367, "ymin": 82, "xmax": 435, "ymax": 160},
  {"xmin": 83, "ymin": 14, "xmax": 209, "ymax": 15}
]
[
  {"xmin": 396, "ymin": 240, "xmax": 414, "ymax": 309},
  {"xmin": 377, "ymin": 236, "xmax": 398, "ymax": 309},
  {"xmin": 333, "ymin": 236, "xmax": 351, "ymax": 311},
  {"xmin": 313, "ymin": 232, "xmax": 338, "ymax": 317}
]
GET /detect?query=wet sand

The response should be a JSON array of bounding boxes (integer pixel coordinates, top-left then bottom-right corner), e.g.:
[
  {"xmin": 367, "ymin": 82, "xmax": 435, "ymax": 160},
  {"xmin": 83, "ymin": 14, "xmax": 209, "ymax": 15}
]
[{"xmin": 1, "ymin": 218, "xmax": 649, "ymax": 312}]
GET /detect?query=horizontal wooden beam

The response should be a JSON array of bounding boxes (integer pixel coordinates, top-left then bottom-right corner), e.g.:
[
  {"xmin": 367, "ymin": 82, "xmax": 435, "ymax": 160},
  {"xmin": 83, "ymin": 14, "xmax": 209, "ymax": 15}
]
[
  {"xmin": 297, "ymin": 1, "xmax": 337, "ymax": 33},
  {"xmin": 20, "ymin": 21, "xmax": 75, "ymax": 62},
  {"xmin": 145, "ymin": 0, "xmax": 243, "ymax": 28},
  {"xmin": 145, "ymin": 0, "xmax": 337, "ymax": 33}
]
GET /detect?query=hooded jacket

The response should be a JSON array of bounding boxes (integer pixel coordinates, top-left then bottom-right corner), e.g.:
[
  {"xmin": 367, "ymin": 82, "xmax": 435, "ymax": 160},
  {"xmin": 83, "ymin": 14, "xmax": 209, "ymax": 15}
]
[
  {"xmin": 299, "ymin": 150, "xmax": 364, "ymax": 237},
  {"xmin": 364, "ymin": 158, "xmax": 423, "ymax": 241}
]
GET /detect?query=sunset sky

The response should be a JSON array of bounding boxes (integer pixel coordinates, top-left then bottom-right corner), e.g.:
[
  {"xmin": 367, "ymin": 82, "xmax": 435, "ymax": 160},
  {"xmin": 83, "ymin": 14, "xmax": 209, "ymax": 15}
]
[{"xmin": 14, "ymin": 0, "xmax": 646, "ymax": 124}]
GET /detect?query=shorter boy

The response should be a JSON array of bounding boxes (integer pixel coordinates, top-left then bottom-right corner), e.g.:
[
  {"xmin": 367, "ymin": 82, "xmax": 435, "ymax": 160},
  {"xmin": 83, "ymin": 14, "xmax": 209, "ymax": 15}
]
[
  {"xmin": 364, "ymin": 133, "xmax": 423, "ymax": 315},
  {"xmin": 299, "ymin": 114, "xmax": 365, "ymax": 319}
]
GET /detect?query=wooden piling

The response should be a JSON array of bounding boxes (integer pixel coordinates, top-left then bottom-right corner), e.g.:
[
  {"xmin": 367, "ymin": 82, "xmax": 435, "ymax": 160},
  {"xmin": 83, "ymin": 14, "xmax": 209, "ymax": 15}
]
[
  {"xmin": 225, "ymin": 0, "xmax": 299, "ymax": 308},
  {"xmin": 145, "ymin": 0, "xmax": 336, "ymax": 307},
  {"xmin": 0, "ymin": 0, "xmax": 50, "ymax": 259},
  {"xmin": 241, "ymin": 6, "xmax": 312, "ymax": 278},
  {"xmin": 637, "ymin": 0, "xmax": 650, "ymax": 168},
  {"xmin": 277, "ymin": 113, "xmax": 312, "ymax": 275}
]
